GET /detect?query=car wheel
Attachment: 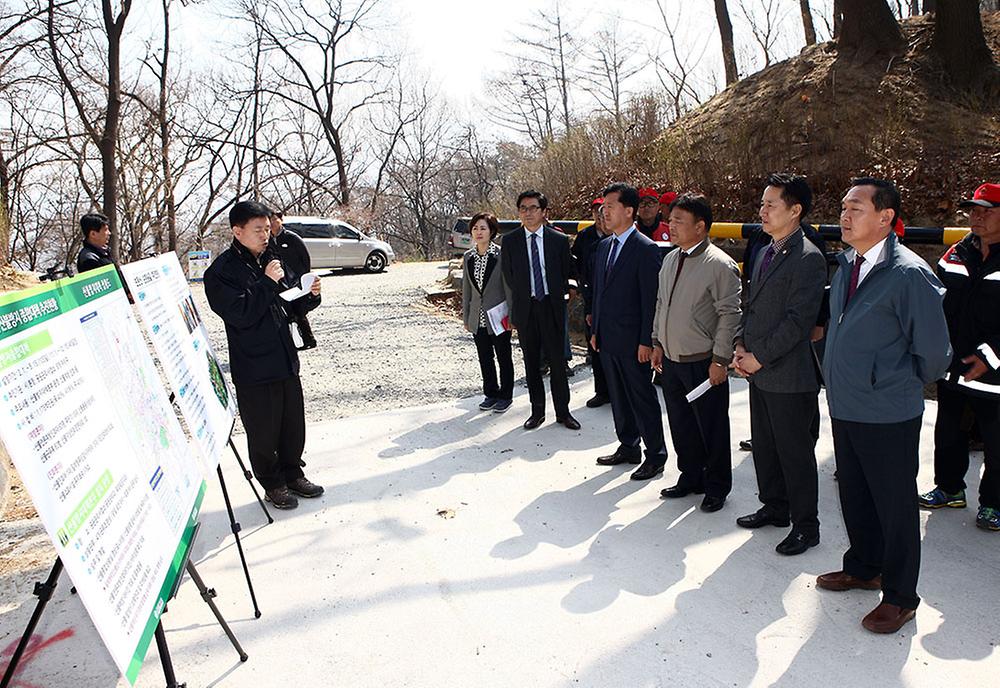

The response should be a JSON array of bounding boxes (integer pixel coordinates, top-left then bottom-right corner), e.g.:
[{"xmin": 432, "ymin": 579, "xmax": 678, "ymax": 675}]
[{"xmin": 364, "ymin": 251, "xmax": 387, "ymax": 273}]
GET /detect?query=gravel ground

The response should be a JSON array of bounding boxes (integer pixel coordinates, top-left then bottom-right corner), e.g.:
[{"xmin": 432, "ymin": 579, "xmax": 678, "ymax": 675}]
[{"xmin": 191, "ymin": 261, "xmax": 549, "ymax": 428}]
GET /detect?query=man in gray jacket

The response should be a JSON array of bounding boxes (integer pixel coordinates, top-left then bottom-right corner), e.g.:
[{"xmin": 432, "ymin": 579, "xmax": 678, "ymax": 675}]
[
  {"xmin": 651, "ymin": 194, "xmax": 741, "ymax": 513},
  {"xmin": 817, "ymin": 177, "xmax": 951, "ymax": 634},
  {"xmin": 733, "ymin": 174, "xmax": 827, "ymax": 556}
]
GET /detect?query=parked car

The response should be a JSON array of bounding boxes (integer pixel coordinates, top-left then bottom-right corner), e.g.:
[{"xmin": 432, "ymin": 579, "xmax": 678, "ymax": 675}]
[{"xmin": 282, "ymin": 216, "xmax": 395, "ymax": 272}]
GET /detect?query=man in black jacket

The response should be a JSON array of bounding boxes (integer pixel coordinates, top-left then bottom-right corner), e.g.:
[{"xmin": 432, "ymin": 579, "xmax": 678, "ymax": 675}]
[
  {"xmin": 76, "ymin": 213, "xmax": 114, "ymax": 274},
  {"xmin": 270, "ymin": 209, "xmax": 317, "ymax": 350},
  {"xmin": 501, "ymin": 189, "xmax": 580, "ymax": 431},
  {"xmin": 919, "ymin": 183, "xmax": 1000, "ymax": 532},
  {"xmin": 205, "ymin": 201, "xmax": 323, "ymax": 510}
]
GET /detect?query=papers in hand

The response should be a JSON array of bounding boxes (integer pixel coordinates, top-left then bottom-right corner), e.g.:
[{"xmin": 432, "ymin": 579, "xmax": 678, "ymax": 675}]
[
  {"xmin": 486, "ymin": 302, "xmax": 511, "ymax": 333},
  {"xmin": 685, "ymin": 378, "xmax": 713, "ymax": 403},
  {"xmin": 279, "ymin": 272, "xmax": 318, "ymax": 301}
]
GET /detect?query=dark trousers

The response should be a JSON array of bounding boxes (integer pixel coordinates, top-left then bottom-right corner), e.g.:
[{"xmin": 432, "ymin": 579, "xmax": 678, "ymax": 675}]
[
  {"xmin": 473, "ymin": 328, "xmax": 514, "ymax": 401},
  {"xmin": 833, "ymin": 416, "xmax": 922, "ymax": 610},
  {"xmin": 749, "ymin": 385, "xmax": 820, "ymax": 536},
  {"xmin": 602, "ymin": 350, "xmax": 667, "ymax": 465},
  {"xmin": 235, "ymin": 376, "xmax": 307, "ymax": 491},
  {"xmin": 934, "ymin": 382, "xmax": 1000, "ymax": 508},
  {"xmin": 519, "ymin": 298, "xmax": 570, "ymax": 417},
  {"xmin": 661, "ymin": 358, "xmax": 731, "ymax": 498},
  {"xmin": 584, "ymin": 319, "xmax": 608, "ymax": 398}
]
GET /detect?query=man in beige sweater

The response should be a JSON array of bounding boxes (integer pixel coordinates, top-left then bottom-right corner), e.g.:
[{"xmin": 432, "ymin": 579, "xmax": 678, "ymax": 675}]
[{"xmin": 651, "ymin": 194, "xmax": 742, "ymax": 512}]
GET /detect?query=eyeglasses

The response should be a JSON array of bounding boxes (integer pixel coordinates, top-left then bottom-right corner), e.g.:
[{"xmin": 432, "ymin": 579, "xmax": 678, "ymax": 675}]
[{"xmin": 518, "ymin": 205, "xmax": 542, "ymax": 212}]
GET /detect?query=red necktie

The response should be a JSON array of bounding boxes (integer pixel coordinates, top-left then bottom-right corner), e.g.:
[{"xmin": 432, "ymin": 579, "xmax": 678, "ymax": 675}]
[{"xmin": 845, "ymin": 254, "xmax": 865, "ymax": 306}]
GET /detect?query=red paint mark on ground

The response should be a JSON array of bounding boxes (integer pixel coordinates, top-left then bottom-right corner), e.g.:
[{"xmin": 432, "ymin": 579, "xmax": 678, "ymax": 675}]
[{"xmin": 1, "ymin": 628, "xmax": 75, "ymax": 687}]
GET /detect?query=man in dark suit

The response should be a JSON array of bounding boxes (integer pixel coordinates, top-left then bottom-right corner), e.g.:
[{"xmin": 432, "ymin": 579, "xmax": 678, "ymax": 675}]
[
  {"xmin": 501, "ymin": 190, "xmax": 580, "ymax": 431},
  {"xmin": 574, "ymin": 198, "xmax": 610, "ymax": 408},
  {"xmin": 732, "ymin": 173, "xmax": 827, "ymax": 555},
  {"xmin": 590, "ymin": 183, "xmax": 667, "ymax": 481}
]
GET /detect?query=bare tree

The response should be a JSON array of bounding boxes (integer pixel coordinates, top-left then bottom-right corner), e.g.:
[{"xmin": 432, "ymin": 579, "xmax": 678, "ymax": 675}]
[
  {"xmin": 800, "ymin": 0, "xmax": 818, "ymax": 45},
  {"xmin": 46, "ymin": 0, "xmax": 132, "ymax": 262},
  {"xmin": 247, "ymin": 0, "xmax": 387, "ymax": 206},
  {"xmin": 740, "ymin": 0, "xmax": 788, "ymax": 68},
  {"xmin": 714, "ymin": 0, "xmax": 739, "ymax": 85},
  {"xmin": 650, "ymin": 2, "xmax": 713, "ymax": 121},
  {"xmin": 932, "ymin": 0, "xmax": 997, "ymax": 90},
  {"xmin": 837, "ymin": 0, "xmax": 905, "ymax": 61},
  {"xmin": 579, "ymin": 19, "xmax": 642, "ymax": 152}
]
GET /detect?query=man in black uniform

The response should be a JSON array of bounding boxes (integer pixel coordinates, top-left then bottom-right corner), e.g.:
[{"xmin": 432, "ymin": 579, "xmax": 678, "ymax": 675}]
[
  {"xmin": 919, "ymin": 183, "xmax": 1000, "ymax": 532},
  {"xmin": 76, "ymin": 213, "xmax": 114, "ymax": 274},
  {"xmin": 573, "ymin": 197, "xmax": 610, "ymax": 408},
  {"xmin": 270, "ymin": 209, "xmax": 317, "ymax": 350},
  {"xmin": 205, "ymin": 201, "xmax": 324, "ymax": 510}
]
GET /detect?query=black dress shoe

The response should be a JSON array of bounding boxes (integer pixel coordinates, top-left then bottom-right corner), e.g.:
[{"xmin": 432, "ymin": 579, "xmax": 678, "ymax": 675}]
[
  {"xmin": 597, "ymin": 447, "xmax": 642, "ymax": 465},
  {"xmin": 659, "ymin": 484, "xmax": 704, "ymax": 499},
  {"xmin": 556, "ymin": 414, "xmax": 581, "ymax": 430},
  {"xmin": 586, "ymin": 395, "xmax": 610, "ymax": 408},
  {"xmin": 739, "ymin": 439, "xmax": 753, "ymax": 451},
  {"xmin": 523, "ymin": 415, "xmax": 545, "ymax": 430},
  {"xmin": 736, "ymin": 509, "xmax": 790, "ymax": 529},
  {"xmin": 630, "ymin": 461, "xmax": 664, "ymax": 481},
  {"xmin": 700, "ymin": 495, "xmax": 726, "ymax": 512},
  {"xmin": 775, "ymin": 531, "xmax": 820, "ymax": 555}
]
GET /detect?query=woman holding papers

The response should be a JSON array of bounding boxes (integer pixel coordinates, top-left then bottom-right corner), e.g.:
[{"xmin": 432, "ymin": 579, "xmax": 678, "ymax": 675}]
[{"xmin": 462, "ymin": 212, "xmax": 514, "ymax": 413}]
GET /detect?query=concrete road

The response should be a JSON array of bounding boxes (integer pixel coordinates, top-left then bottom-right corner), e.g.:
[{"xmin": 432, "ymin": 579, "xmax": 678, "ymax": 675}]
[{"xmin": 1, "ymin": 375, "xmax": 997, "ymax": 687}]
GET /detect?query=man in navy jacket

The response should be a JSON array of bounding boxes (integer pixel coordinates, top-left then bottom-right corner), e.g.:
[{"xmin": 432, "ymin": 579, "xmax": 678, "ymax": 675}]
[
  {"xmin": 817, "ymin": 178, "xmax": 951, "ymax": 634},
  {"xmin": 590, "ymin": 183, "xmax": 667, "ymax": 481}
]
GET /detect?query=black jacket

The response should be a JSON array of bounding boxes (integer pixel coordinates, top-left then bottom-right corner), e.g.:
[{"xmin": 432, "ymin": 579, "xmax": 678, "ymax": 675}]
[
  {"xmin": 77, "ymin": 241, "xmax": 113, "ymax": 274},
  {"xmin": 274, "ymin": 228, "xmax": 312, "ymax": 280},
  {"xmin": 204, "ymin": 239, "xmax": 320, "ymax": 387},
  {"xmin": 570, "ymin": 224, "xmax": 603, "ymax": 301},
  {"xmin": 499, "ymin": 226, "xmax": 575, "ymax": 329},
  {"xmin": 937, "ymin": 234, "xmax": 1000, "ymax": 398}
]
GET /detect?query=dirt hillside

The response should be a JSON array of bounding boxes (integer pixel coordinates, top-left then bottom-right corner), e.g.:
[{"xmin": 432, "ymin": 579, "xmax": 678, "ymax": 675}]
[{"xmin": 652, "ymin": 13, "xmax": 1000, "ymax": 226}]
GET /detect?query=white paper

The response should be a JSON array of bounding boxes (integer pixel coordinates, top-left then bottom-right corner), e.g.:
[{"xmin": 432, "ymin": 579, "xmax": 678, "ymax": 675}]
[
  {"xmin": 279, "ymin": 271, "xmax": 318, "ymax": 301},
  {"xmin": 486, "ymin": 301, "xmax": 511, "ymax": 333},
  {"xmin": 685, "ymin": 378, "xmax": 713, "ymax": 403}
]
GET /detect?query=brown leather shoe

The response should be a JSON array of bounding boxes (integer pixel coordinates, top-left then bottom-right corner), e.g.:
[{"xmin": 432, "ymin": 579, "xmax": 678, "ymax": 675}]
[
  {"xmin": 862, "ymin": 602, "xmax": 916, "ymax": 633},
  {"xmin": 816, "ymin": 570, "xmax": 882, "ymax": 591}
]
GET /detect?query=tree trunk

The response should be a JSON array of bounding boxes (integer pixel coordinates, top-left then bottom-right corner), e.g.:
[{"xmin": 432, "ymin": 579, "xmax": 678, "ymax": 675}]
[
  {"xmin": 923, "ymin": 0, "xmax": 936, "ymax": 12},
  {"xmin": 834, "ymin": 0, "xmax": 844, "ymax": 37},
  {"xmin": 800, "ymin": 0, "xmax": 818, "ymax": 45},
  {"xmin": 932, "ymin": 0, "xmax": 996, "ymax": 89},
  {"xmin": 838, "ymin": 0, "xmax": 905, "ymax": 61},
  {"xmin": 159, "ymin": 0, "xmax": 177, "ymax": 252},
  {"xmin": 714, "ymin": 0, "xmax": 739, "ymax": 85},
  {"xmin": 101, "ymin": 0, "xmax": 130, "ymax": 264}
]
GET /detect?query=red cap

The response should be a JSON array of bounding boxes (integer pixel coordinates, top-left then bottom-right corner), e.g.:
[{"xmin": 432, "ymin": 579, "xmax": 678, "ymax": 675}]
[
  {"xmin": 959, "ymin": 183, "xmax": 1000, "ymax": 209},
  {"xmin": 591, "ymin": 197, "xmax": 604, "ymax": 206},
  {"xmin": 659, "ymin": 191, "xmax": 678, "ymax": 205},
  {"xmin": 893, "ymin": 218, "xmax": 905, "ymax": 238},
  {"xmin": 638, "ymin": 187, "xmax": 659, "ymax": 200}
]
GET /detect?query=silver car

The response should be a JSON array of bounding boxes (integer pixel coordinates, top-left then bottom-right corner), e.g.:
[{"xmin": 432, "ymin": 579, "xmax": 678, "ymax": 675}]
[{"xmin": 282, "ymin": 216, "xmax": 395, "ymax": 272}]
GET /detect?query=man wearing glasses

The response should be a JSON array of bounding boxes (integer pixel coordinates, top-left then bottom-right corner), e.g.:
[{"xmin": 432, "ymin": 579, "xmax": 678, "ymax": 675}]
[{"xmin": 501, "ymin": 190, "xmax": 580, "ymax": 431}]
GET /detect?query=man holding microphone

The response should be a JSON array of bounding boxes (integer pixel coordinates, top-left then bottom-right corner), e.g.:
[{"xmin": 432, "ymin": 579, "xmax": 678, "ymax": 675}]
[{"xmin": 205, "ymin": 200, "xmax": 324, "ymax": 511}]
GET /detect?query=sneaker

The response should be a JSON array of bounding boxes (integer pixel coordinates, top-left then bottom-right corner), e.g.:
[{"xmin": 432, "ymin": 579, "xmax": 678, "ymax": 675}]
[
  {"xmin": 264, "ymin": 486, "xmax": 299, "ymax": 510},
  {"xmin": 287, "ymin": 477, "xmax": 324, "ymax": 498},
  {"xmin": 976, "ymin": 506, "xmax": 1000, "ymax": 531},
  {"xmin": 917, "ymin": 487, "xmax": 966, "ymax": 509},
  {"xmin": 479, "ymin": 397, "xmax": 498, "ymax": 411},
  {"xmin": 492, "ymin": 399, "xmax": 512, "ymax": 414}
]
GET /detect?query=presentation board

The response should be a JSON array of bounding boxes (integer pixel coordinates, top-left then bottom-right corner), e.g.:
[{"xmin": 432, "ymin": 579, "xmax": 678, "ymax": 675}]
[
  {"xmin": 121, "ymin": 252, "xmax": 236, "ymax": 472},
  {"xmin": 186, "ymin": 250, "xmax": 211, "ymax": 281},
  {"xmin": 0, "ymin": 265, "xmax": 205, "ymax": 684}
]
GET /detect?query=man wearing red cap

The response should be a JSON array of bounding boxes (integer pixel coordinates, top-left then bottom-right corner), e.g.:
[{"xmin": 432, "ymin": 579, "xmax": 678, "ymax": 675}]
[
  {"xmin": 574, "ymin": 198, "xmax": 611, "ymax": 407},
  {"xmin": 919, "ymin": 183, "xmax": 1000, "ymax": 532},
  {"xmin": 636, "ymin": 188, "xmax": 671, "ymax": 242},
  {"xmin": 656, "ymin": 192, "xmax": 677, "ymax": 242}
]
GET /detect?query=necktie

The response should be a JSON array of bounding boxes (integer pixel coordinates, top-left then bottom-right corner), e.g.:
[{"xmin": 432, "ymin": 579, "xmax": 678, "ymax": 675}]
[
  {"xmin": 606, "ymin": 237, "xmax": 620, "ymax": 273},
  {"xmin": 667, "ymin": 251, "xmax": 687, "ymax": 309},
  {"xmin": 530, "ymin": 233, "xmax": 546, "ymax": 299},
  {"xmin": 845, "ymin": 254, "xmax": 865, "ymax": 306},
  {"xmin": 758, "ymin": 243, "xmax": 776, "ymax": 278}
]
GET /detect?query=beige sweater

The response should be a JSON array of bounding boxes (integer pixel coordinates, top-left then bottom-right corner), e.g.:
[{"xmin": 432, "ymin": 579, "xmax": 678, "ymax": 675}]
[{"xmin": 651, "ymin": 240, "xmax": 742, "ymax": 364}]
